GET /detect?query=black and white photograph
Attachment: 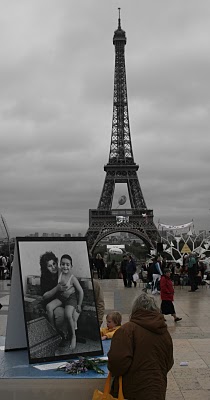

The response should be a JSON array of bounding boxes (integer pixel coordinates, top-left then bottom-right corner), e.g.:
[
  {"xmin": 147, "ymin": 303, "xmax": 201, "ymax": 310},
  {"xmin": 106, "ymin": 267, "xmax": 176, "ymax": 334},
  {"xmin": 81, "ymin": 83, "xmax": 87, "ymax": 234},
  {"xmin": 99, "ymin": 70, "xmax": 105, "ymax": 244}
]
[{"xmin": 16, "ymin": 237, "xmax": 103, "ymax": 364}]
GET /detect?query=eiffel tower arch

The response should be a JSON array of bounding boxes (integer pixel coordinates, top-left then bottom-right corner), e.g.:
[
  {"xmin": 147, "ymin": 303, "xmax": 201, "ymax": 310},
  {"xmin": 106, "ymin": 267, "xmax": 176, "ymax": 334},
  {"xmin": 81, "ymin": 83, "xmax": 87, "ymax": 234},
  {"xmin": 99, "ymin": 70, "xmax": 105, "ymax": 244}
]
[{"xmin": 86, "ymin": 10, "xmax": 161, "ymax": 252}]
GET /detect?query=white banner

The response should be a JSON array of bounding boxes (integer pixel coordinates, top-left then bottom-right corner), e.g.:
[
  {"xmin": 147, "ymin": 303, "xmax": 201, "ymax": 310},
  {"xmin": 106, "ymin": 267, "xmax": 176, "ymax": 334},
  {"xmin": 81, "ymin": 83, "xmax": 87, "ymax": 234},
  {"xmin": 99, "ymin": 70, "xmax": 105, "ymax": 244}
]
[{"xmin": 158, "ymin": 222, "xmax": 193, "ymax": 230}]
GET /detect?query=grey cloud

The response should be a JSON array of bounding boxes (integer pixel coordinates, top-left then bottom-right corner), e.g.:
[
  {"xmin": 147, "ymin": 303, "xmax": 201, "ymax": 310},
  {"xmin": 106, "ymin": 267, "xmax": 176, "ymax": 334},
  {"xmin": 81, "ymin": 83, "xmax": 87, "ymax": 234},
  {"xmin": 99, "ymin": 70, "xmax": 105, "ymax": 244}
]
[{"xmin": 1, "ymin": 1, "xmax": 210, "ymax": 237}]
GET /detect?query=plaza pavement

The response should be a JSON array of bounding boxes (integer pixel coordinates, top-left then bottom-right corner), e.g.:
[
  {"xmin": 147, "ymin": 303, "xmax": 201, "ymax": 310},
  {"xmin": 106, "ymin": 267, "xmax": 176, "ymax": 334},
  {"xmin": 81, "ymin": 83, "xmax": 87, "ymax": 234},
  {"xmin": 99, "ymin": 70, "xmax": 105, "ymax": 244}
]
[{"xmin": 1, "ymin": 278, "xmax": 210, "ymax": 399}]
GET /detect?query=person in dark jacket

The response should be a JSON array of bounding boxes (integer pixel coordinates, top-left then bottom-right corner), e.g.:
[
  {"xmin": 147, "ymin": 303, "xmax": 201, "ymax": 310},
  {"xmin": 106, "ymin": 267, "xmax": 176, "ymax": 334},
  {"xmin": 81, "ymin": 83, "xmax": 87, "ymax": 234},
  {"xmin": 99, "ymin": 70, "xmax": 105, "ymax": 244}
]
[
  {"xmin": 147, "ymin": 262, "xmax": 154, "ymax": 283},
  {"xmin": 94, "ymin": 253, "xmax": 105, "ymax": 280},
  {"xmin": 108, "ymin": 293, "xmax": 174, "ymax": 400},
  {"xmin": 126, "ymin": 254, "xmax": 137, "ymax": 287},
  {"xmin": 120, "ymin": 255, "xmax": 128, "ymax": 287},
  {"xmin": 187, "ymin": 253, "xmax": 198, "ymax": 292},
  {"xmin": 160, "ymin": 269, "xmax": 182, "ymax": 322}
]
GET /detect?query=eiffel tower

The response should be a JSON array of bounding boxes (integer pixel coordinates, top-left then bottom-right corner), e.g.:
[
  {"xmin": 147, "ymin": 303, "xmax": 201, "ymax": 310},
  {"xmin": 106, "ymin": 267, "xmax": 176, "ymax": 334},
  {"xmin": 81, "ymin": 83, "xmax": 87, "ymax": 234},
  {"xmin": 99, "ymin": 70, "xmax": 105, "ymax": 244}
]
[{"xmin": 86, "ymin": 10, "xmax": 160, "ymax": 251}]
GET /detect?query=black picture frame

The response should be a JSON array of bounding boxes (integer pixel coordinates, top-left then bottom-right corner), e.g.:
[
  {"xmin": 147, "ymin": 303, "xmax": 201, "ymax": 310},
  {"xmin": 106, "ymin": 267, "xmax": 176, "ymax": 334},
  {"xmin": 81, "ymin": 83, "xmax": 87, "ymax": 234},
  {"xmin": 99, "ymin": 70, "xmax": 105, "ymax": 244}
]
[{"xmin": 16, "ymin": 236, "xmax": 103, "ymax": 364}]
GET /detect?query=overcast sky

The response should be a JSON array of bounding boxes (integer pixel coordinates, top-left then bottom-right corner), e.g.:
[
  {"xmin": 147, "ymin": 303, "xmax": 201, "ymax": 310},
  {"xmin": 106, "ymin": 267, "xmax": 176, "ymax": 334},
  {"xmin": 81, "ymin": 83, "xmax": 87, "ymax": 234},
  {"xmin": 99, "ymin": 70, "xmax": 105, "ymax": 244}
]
[{"xmin": 1, "ymin": 0, "xmax": 210, "ymax": 238}]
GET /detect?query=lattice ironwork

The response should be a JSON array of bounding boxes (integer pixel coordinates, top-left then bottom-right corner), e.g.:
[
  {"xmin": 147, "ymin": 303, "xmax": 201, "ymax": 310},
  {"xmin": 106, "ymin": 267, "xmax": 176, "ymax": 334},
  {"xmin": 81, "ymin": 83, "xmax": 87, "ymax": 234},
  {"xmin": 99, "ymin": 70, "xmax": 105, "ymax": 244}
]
[{"xmin": 86, "ymin": 10, "xmax": 160, "ymax": 251}]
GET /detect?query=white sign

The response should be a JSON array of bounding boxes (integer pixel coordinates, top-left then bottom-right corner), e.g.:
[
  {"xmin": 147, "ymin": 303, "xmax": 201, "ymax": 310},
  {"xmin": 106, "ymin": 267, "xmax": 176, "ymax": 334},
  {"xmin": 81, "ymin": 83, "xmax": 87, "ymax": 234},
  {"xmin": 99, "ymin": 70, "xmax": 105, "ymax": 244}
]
[
  {"xmin": 107, "ymin": 245, "xmax": 125, "ymax": 249},
  {"xmin": 116, "ymin": 216, "xmax": 129, "ymax": 225}
]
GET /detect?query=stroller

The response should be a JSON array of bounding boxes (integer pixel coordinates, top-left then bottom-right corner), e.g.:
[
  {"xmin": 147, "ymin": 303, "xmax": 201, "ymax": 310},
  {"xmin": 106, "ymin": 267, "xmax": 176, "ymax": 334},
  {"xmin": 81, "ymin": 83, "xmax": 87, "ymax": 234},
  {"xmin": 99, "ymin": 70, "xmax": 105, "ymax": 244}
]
[
  {"xmin": 143, "ymin": 275, "xmax": 161, "ymax": 294},
  {"xmin": 142, "ymin": 264, "xmax": 154, "ymax": 293}
]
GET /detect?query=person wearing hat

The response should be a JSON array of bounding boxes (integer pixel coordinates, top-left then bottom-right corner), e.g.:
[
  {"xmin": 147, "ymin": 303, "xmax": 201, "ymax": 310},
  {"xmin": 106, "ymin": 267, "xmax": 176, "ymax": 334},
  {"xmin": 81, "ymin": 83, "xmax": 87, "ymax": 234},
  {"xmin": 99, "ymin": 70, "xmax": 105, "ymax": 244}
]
[{"xmin": 160, "ymin": 268, "xmax": 182, "ymax": 322}]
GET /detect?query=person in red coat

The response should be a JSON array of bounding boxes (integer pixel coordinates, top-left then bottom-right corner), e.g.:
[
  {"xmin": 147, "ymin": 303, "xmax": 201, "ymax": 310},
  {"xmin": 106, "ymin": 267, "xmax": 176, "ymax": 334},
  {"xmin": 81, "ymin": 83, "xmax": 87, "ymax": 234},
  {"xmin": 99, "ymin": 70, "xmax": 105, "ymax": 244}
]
[{"xmin": 160, "ymin": 268, "xmax": 182, "ymax": 322}]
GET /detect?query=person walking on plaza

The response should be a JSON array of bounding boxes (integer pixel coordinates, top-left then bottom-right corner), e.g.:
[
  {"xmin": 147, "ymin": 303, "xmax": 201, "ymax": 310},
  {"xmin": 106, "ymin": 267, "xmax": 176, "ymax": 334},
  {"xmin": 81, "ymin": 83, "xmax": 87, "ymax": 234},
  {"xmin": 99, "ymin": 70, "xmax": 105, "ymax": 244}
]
[
  {"xmin": 94, "ymin": 253, "xmax": 105, "ymax": 280},
  {"xmin": 160, "ymin": 269, "xmax": 182, "ymax": 322},
  {"xmin": 126, "ymin": 254, "xmax": 137, "ymax": 287},
  {"xmin": 108, "ymin": 293, "xmax": 174, "ymax": 400},
  {"xmin": 0, "ymin": 253, "xmax": 7, "ymax": 280},
  {"xmin": 120, "ymin": 254, "xmax": 128, "ymax": 287},
  {"xmin": 152, "ymin": 256, "xmax": 162, "ymax": 294},
  {"xmin": 187, "ymin": 253, "xmax": 198, "ymax": 292}
]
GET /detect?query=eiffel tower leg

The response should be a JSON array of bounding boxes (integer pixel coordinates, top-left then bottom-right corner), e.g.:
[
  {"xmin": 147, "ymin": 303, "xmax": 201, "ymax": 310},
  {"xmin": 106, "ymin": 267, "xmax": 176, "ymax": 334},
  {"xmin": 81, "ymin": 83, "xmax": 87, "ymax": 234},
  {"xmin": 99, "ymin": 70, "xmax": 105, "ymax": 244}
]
[
  {"xmin": 97, "ymin": 178, "xmax": 115, "ymax": 210},
  {"xmin": 127, "ymin": 175, "xmax": 146, "ymax": 209}
]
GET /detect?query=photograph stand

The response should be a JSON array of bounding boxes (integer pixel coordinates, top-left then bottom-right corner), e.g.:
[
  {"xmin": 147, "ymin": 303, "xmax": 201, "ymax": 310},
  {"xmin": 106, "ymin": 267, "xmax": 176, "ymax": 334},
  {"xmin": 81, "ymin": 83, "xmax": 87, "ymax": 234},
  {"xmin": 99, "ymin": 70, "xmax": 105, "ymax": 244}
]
[
  {"xmin": 1, "ymin": 240, "xmax": 108, "ymax": 399},
  {"xmin": 5, "ymin": 244, "xmax": 27, "ymax": 351},
  {"xmin": 5, "ymin": 237, "xmax": 103, "ymax": 364}
]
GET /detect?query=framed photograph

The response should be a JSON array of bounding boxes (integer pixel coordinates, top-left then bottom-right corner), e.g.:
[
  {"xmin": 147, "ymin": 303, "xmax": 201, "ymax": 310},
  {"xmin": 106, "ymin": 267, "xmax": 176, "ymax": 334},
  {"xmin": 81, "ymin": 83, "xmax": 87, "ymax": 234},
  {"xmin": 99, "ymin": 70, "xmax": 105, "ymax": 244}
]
[{"xmin": 16, "ymin": 237, "xmax": 103, "ymax": 364}]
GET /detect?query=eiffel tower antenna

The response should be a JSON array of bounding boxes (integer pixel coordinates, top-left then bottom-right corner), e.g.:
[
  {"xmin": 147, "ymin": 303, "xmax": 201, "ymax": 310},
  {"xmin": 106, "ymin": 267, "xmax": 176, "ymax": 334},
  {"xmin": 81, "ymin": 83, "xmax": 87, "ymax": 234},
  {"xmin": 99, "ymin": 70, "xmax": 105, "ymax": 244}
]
[
  {"xmin": 86, "ymin": 12, "xmax": 160, "ymax": 251},
  {"xmin": 118, "ymin": 7, "xmax": 121, "ymax": 28}
]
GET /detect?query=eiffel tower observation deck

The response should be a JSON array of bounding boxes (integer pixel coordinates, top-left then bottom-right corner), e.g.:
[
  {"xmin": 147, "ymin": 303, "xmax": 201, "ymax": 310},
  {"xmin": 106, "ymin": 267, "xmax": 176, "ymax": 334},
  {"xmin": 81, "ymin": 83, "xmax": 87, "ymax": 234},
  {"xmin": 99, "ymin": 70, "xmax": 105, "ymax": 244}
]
[{"xmin": 86, "ymin": 10, "xmax": 160, "ymax": 251}]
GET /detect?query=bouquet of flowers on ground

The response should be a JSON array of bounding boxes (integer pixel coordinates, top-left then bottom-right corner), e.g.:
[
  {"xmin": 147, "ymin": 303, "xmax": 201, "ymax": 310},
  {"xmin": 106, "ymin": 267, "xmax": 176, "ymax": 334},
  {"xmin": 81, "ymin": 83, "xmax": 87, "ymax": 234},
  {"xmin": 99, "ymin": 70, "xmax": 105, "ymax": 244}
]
[{"xmin": 56, "ymin": 356, "xmax": 107, "ymax": 375}]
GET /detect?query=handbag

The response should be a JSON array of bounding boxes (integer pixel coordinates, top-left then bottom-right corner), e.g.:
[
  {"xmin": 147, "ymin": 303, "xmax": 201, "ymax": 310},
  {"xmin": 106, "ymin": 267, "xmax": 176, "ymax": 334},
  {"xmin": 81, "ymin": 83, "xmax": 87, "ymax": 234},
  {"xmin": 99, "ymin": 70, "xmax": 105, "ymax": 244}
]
[
  {"xmin": 92, "ymin": 372, "xmax": 124, "ymax": 400},
  {"xmin": 132, "ymin": 272, "xmax": 139, "ymax": 282}
]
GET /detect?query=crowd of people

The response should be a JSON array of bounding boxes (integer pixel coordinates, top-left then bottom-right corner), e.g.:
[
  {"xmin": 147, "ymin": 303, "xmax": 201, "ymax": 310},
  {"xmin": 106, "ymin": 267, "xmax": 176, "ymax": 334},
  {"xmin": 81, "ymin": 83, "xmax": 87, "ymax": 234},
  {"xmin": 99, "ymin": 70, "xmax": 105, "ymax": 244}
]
[
  {"xmin": 90, "ymin": 252, "xmax": 138, "ymax": 285},
  {"xmin": 91, "ymin": 253, "xmax": 121, "ymax": 280},
  {"xmin": 91, "ymin": 250, "xmax": 208, "ymax": 295},
  {"xmin": 141, "ymin": 252, "xmax": 208, "ymax": 293},
  {"xmin": 92, "ymin": 250, "xmax": 209, "ymax": 332}
]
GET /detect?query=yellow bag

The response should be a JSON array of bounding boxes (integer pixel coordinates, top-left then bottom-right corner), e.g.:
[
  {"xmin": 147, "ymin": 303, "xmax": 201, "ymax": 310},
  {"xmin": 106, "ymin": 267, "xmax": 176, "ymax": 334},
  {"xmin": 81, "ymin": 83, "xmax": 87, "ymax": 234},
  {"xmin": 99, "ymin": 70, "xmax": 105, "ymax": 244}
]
[{"xmin": 92, "ymin": 372, "xmax": 124, "ymax": 400}]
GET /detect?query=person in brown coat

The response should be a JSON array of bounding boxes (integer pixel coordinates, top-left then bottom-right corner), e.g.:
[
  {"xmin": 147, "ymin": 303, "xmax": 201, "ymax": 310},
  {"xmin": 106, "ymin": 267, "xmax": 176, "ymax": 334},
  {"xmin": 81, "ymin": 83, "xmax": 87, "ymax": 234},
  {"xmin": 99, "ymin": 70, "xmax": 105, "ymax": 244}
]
[{"xmin": 108, "ymin": 293, "xmax": 174, "ymax": 400}]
